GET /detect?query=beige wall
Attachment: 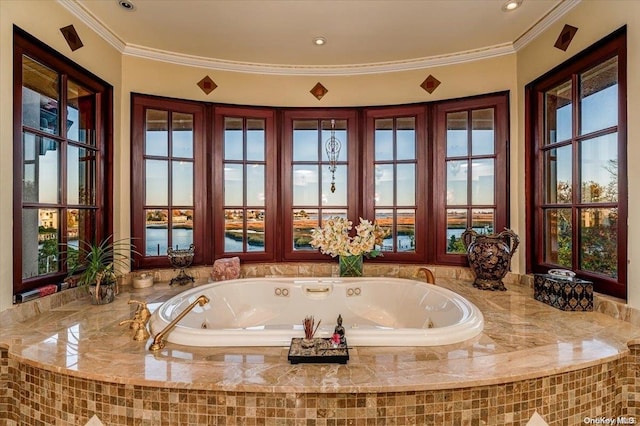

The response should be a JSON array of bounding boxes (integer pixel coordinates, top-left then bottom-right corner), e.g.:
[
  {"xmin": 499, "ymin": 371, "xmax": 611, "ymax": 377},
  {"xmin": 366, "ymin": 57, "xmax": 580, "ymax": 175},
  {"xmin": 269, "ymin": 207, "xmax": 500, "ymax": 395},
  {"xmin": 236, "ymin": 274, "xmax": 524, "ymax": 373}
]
[{"xmin": 0, "ymin": 0, "xmax": 636, "ymax": 311}]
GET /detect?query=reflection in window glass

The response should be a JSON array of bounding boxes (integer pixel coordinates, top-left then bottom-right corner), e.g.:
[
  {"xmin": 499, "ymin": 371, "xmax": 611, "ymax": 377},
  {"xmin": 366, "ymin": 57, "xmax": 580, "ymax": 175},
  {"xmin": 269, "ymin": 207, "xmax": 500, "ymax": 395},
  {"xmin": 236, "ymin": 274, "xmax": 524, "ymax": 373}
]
[
  {"xmin": 580, "ymin": 57, "xmax": 618, "ymax": 135},
  {"xmin": 580, "ymin": 208, "xmax": 617, "ymax": 278},
  {"xmin": 23, "ymin": 134, "xmax": 59, "ymax": 204},
  {"xmin": 67, "ymin": 80, "xmax": 95, "ymax": 144},
  {"xmin": 446, "ymin": 209, "xmax": 467, "ymax": 253},
  {"xmin": 172, "ymin": 113, "xmax": 194, "ymax": 158},
  {"xmin": 293, "ymin": 121, "xmax": 318, "ymax": 161},
  {"xmin": 145, "ymin": 209, "xmax": 168, "ymax": 256},
  {"xmin": 545, "ymin": 81, "xmax": 572, "ymax": 144},
  {"xmin": 544, "ymin": 146, "xmax": 572, "ymax": 204},
  {"xmin": 145, "ymin": 160, "xmax": 168, "ymax": 205},
  {"xmin": 22, "ymin": 56, "xmax": 59, "ymax": 135},
  {"xmin": 375, "ymin": 119, "xmax": 394, "ymax": 161},
  {"xmin": 471, "ymin": 109, "xmax": 494, "ymax": 155},
  {"xmin": 471, "ymin": 159, "xmax": 494, "ymax": 205},
  {"xmin": 68, "ymin": 145, "xmax": 95, "ymax": 205},
  {"xmin": 171, "ymin": 209, "xmax": 194, "ymax": 250},
  {"xmin": 580, "ymin": 134, "xmax": 618, "ymax": 203},
  {"xmin": 22, "ymin": 208, "xmax": 60, "ymax": 279},
  {"xmin": 224, "ymin": 117, "xmax": 243, "ymax": 160},
  {"xmin": 447, "ymin": 111, "xmax": 467, "ymax": 157},
  {"xmin": 293, "ymin": 209, "xmax": 319, "ymax": 250},
  {"xmin": 172, "ymin": 161, "xmax": 193, "ymax": 206},
  {"xmin": 145, "ymin": 109, "xmax": 168, "ymax": 156},
  {"xmin": 446, "ymin": 160, "xmax": 467, "ymax": 205},
  {"xmin": 544, "ymin": 208, "xmax": 572, "ymax": 267}
]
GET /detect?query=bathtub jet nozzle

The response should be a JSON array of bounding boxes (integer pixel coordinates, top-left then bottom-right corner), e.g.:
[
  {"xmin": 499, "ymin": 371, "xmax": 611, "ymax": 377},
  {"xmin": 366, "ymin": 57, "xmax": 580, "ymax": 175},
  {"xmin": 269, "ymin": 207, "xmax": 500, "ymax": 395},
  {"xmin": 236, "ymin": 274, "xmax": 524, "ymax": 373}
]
[{"xmin": 149, "ymin": 294, "xmax": 210, "ymax": 351}]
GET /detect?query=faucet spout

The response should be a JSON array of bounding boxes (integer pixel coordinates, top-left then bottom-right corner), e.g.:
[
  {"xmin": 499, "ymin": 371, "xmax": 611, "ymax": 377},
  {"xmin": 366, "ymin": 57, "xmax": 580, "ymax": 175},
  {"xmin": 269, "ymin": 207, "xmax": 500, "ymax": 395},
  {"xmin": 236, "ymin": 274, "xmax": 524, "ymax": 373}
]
[{"xmin": 149, "ymin": 294, "xmax": 210, "ymax": 351}]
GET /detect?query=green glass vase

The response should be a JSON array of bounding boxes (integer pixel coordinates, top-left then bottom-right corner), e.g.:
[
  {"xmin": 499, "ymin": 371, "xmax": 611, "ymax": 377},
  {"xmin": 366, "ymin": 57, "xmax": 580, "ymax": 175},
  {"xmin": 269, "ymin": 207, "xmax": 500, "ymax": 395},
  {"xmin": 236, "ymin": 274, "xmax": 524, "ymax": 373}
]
[{"xmin": 339, "ymin": 255, "xmax": 364, "ymax": 277}]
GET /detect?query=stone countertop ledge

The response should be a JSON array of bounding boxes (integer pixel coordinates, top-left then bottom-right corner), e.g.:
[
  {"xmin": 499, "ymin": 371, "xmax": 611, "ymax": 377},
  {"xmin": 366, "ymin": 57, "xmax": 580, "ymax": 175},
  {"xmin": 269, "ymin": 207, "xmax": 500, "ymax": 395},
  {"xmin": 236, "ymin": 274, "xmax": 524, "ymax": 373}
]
[{"xmin": 1, "ymin": 276, "xmax": 639, "ymax": 394}]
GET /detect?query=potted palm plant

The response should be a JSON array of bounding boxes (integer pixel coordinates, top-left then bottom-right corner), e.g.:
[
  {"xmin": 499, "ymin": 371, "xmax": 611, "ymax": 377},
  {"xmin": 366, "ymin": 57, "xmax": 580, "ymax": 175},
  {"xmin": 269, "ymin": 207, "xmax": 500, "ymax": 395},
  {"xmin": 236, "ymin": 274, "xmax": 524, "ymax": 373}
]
[{"xmin": 69, "ymin": 236, "xmax": 136, "ymax": 305}]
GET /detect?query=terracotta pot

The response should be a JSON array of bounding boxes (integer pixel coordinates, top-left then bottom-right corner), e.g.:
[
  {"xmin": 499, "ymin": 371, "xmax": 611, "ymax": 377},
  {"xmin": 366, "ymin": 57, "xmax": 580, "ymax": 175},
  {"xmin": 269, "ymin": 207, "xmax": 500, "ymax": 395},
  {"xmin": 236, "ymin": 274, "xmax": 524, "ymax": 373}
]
[{"xmin": 462, "ymin": 228, "xmax": 520, "ymax": 291}]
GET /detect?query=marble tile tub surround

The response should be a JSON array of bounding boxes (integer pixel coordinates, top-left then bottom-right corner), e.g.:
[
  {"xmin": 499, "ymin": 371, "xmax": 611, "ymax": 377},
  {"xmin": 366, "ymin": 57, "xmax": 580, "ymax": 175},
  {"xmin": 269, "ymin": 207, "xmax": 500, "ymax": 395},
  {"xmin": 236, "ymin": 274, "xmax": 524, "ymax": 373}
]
[{"xmin": 1, "ymin": 264, "xmax": 640, "ymax": 424}]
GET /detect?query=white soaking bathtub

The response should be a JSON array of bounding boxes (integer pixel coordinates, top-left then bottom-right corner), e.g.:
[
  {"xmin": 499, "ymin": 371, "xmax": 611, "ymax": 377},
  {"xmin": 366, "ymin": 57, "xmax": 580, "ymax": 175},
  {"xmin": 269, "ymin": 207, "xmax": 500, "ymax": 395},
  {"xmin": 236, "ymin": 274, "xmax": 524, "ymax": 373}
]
[{"xmin": 149, "ymin": 277, "xmax": 484, "ymax": 347}]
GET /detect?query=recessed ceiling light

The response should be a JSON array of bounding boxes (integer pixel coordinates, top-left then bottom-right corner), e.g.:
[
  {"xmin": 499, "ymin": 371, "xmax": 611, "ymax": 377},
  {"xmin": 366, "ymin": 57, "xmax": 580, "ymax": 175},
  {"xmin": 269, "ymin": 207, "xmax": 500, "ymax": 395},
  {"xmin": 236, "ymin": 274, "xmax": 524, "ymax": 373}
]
[
  {"xmin": 313, "ymin": 37, "xmax": 327, "ymax": 46},
  {"xmin": 502, "ymin": 0, "xmax": 522, "ymax": 11},
  {"xmin": 118, "ymin": 0, "xmax": 135, "ymax": 11}
]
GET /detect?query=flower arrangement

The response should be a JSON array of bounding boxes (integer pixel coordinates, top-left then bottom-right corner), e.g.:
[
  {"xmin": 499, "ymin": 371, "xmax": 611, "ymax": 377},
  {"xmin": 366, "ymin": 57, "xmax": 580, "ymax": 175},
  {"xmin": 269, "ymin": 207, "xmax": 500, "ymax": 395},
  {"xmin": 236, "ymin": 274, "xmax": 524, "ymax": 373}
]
[{"xmin": 310, "ymin": 217, "xmax": 385, "ymax": 258}]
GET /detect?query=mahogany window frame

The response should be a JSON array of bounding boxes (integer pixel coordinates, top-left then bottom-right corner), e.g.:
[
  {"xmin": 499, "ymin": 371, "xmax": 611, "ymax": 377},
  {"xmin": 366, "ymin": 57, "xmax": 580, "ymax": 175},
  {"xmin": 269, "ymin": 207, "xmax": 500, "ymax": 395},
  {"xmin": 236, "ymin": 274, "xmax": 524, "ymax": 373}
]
[
  {"xmin": 12, "ymin": 26, "xmax": 114, "ymax": 295},
  {"xmin": 281, "ymin": 109, "xmax": 360, "ymax": 261},
  {"xmin": 129, "ymin": 93, "xmax": 509, "ymax": 267},
  {"xmin": 213, "ymin": 105, "xmax": 277, "ymax": 262},
  {"xmin": 434, "ymin": 93, "xmax": 510, "ymax": 265},
  {"xmin": 525, "ymin": 27, "xmax": 627, "ymax": 299},
  {"xmin": 130, "ymin": 94, "xmax": 207, "ymax": 268},
  {"xmin": 362, "ymin": 105, "xmax": 427, "ymax": 263}
]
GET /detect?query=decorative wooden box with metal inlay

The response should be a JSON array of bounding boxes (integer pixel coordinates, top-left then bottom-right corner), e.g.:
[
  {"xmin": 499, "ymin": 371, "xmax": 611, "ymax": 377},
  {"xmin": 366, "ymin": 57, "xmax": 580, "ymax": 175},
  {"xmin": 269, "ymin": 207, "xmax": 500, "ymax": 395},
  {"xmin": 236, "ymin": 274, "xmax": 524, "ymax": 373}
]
[{"xmin": 534, "ymin": 270, "xmax": 593, "ymax": 312}]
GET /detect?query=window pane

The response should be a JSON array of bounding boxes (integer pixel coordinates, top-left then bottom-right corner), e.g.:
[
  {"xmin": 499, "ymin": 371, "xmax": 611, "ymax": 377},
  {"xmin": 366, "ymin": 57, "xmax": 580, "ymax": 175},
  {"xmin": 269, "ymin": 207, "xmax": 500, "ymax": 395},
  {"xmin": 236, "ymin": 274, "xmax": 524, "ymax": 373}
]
[
  {"xmin": 544, "ymin": 208, "xmax": 572, "ymax": 267},
  {"xmin": 145, "ymin": 209, "xmax": 168, "ymax": 256},
  {"xmin": 22, "ymin": 208, "xmax": 60, "ymax": 279},
  {"xmin": 23, "ymin": 133, "xmax": 59, "ymax": 204},
  {"xmin": 321, "ymin": 209, "xmax": 347, "ymax": 224},
  {"xmin": 293, "ymin": 165, "xmax": 319, "ymax": 205},
  {"xmin": 471, "ymin": 159, "xmax": 494, "ymax": 205},
  {"xmin": 67, "ymin": 145, "xmax": 95, "ymax": 205},
  {"xmin": 171, "ymin": 209, "xmax": 193, "ymax": 250},
  {"xmin": 293, "ymin": 120, "xmax": 318, "ymax": 161},
  {"xmin": 374, "ymin": 164, "xmax": 394, "ymax": 206},
  {"xmin": 580, "ymin": 57, "xmax": 618, "ymax": 135},
  {"xmin": 375, "ymin": 209, "xmax": 394, "ymax": 252},
  {"xmin": 145, "ymin": 160, "xmax": 168, "ymax": 205},
  {"xmin": 247, "ymin": 119, "xmax": 265, "ymax": 161},
  {"xmin": 397, "ymin": 117, "xmax": 416, "ymax": 160},
  {"xmin": 224, "ymin": 117, "xmax": 243, "ymax": 160},
  {"xmin": 22, "ymin": 56, "xmax": 59, "ymax": 135},
  {"xmin": 172, "ymin": 161, "xmax": 193, "ymax": 206},
  {"xmin": 247, "ymin": 209, "xmax": 265, "ymax": 252},
  {"xmin": 446, "ymin": 160, "xmax": 467, "ymax": 205},
  {"xmin": 544, "ymin": 146, "xmax": 572, "ymax": 204},
  {"xmin": 67, "ymin": 80, "xmax": 95, "ymax": 144},
  {"xmin": 225, "ymin": 209, "xmax": 244, "ymax": 252},
  {"xmin": 396, "ymin": 164, "xmax": 415, "ymax": 205},
  {"xmin": 375, "ymin": 118, "xmax": 394, "ymax": 161},
  {"xmin": 471, "ymin": 109, "xmax": 494, "ymax": 155},
  {"xmin": 224, "ymin": 164, "xmax": 244, "ymax": 206},
  {"xmin": 145, "ymin": 109, "xmax": 168, "ymax": 156},
  {"xmin": 172, "ymin": 113, "xmax": 193, "ymax": 158},
  {"xmin": 247, "ymin": 164, "xmax": 265, "ymax": 206},
  {"xmin": 293, "ymin": 209, "xmax": 318, "ymax": 250},
  {"xmin": 545, "ymin": 81, "xmax": 572, "ymax": 144},
  {"xmin": 397, "ymin": 209, "xmax": 415, "ymax": 252},
  {"xmin": 446, "ymin": 111, "xmax": 467, "ymax": 157},
  {"xmin": 322, "ymin": 119, "xmax": 347, "ymax": 162},
  {"xmin": 580, "ymin": 134, "xmax": 618, "ymax": 203},
  {"xmin": 446, "ymin": 209, "xmax": 467, "ymax": 253},
  {"xmin": 66, "ymin": 209, "xmax": 96, "ymax": 271},
  {"xmin": 321, "ymin": 165, "xmax": 347, "ymax": 206},
  {"xmin": 472, "ymin": 209, "xmax": 494, "ymax": 235},
  {"xmin": 580, "ymin": 208, "xmax": 617, "ymax": 278}
]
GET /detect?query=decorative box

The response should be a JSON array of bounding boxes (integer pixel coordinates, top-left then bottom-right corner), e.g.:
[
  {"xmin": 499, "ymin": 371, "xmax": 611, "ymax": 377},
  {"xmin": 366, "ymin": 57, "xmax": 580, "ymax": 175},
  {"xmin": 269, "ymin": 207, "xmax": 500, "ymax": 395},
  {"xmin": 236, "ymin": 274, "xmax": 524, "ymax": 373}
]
[
  {"xmin": 533, "ymin": 273, "xmax": 593, "ymax": 311},
  {"xmin": 288, "ymin": 338, "xmax": 349, "ymax": 364}
]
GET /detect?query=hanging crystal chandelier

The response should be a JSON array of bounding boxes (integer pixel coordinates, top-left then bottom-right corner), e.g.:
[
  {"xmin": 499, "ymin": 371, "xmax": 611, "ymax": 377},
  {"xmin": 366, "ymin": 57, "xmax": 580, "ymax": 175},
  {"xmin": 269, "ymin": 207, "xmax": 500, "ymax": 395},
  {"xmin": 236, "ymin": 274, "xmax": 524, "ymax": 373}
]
[{"xmin": 325, "ymin": 119, "xmax": 342, "ymax": 193}]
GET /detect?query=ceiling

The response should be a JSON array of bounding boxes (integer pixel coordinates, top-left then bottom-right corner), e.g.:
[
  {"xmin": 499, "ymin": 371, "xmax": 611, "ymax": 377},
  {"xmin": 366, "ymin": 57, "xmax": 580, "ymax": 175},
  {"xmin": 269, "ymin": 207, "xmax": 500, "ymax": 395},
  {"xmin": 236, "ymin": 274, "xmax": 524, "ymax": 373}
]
[{"xmin": 64, "ymin": 0, "xmax": 576, "ymax": 74}]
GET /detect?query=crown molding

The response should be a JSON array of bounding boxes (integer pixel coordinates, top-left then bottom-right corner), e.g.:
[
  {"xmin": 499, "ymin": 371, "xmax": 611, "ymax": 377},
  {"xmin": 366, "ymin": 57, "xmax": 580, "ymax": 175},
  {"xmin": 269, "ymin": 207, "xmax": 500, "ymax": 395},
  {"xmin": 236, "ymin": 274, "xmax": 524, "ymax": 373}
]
[
  {"xmin": 513, "ymin": 0, "xmax": 582, "ymax": 50},
  {"xmin": 58, "ymin": 0, "xmax": 578, "ymax": 77},
  {"xmin": 123, "ymin": 43, "xmax": 516, "ymax": 76}
]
